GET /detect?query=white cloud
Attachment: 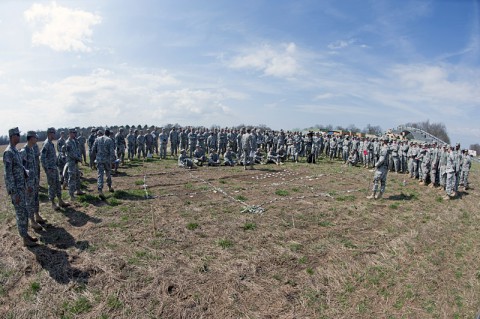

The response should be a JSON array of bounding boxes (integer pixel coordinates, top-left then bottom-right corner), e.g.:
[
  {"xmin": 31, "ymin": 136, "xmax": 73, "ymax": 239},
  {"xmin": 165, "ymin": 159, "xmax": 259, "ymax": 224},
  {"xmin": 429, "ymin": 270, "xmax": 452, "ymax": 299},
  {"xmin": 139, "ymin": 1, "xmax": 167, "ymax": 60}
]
[
  {"xmin": 229, "ymin": 42, "xmax": 300, "ymax": 77},
  {"xmin": 24, "ymin": 2, "xmax": 101, "ymax": 52}
]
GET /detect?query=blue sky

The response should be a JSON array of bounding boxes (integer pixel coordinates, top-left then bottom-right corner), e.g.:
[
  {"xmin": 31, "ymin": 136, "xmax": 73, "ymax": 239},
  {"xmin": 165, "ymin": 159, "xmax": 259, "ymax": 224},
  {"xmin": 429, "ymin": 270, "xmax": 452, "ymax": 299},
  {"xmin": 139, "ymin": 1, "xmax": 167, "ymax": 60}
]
[{"xmin": 1, "ymin": 0, "xmax": 479, "ymax": 146}]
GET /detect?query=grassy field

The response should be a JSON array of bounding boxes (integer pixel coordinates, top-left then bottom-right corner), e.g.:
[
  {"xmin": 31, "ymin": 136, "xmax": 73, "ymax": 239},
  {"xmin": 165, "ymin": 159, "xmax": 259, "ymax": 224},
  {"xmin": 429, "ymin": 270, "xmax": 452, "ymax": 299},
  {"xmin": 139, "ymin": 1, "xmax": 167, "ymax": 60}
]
[{"xmin": 0, "ymin": 145, "xmax": 479, "ymax": 318}]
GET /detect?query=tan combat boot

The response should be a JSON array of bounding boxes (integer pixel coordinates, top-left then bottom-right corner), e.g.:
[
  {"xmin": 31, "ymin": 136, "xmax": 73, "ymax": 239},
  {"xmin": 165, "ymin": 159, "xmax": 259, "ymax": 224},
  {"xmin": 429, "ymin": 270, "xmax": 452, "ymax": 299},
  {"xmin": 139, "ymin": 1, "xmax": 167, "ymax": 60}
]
[
  {"xmin": 58, "ymin": 198, "xmax": 70, "ymax": 208},
  {"xmin": 51, "ymin": 200, "xmax": 60, "ymax": 211},
  {"xmin": 34, "ymin": 212, "xmax": 47, "ymax": 224},
  {"xmin": 30, "ymin": 219, "xmax": 43, "ymax": 231},
  {"xmin": 375, "ymin": 192, "xmax": 383, "ymax": 200},
  {"xmin": 98, "ymin": 190, "xmax": 106, "ymax": 200},
  {"xmin": 366, "ymin": 192, "xmax": 376, "ymax": 200}
]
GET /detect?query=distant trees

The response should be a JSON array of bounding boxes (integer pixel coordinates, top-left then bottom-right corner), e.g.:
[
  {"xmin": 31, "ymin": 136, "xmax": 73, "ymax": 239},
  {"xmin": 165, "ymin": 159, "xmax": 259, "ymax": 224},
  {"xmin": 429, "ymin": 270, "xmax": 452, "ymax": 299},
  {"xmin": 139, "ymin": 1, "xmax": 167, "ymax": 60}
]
[
  {"xmin": 362, "ymin": 124, "xmax": 383, "ymax": 136},
  {"xmin": 405, "ymin": 120, "xmax": 450, "ymax": 144},
  {"xmin": 470, "ymin": 143, "xmax": 480, "ymax": 154}
]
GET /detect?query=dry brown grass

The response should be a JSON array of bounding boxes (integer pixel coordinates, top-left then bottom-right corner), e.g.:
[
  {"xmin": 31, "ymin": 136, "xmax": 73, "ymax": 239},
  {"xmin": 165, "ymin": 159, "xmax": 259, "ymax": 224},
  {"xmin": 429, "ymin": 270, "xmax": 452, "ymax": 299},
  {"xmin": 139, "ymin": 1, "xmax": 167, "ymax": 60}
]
[{"xmin": 1, "ymin": 146, "xmax": 479, "ymax": 318}]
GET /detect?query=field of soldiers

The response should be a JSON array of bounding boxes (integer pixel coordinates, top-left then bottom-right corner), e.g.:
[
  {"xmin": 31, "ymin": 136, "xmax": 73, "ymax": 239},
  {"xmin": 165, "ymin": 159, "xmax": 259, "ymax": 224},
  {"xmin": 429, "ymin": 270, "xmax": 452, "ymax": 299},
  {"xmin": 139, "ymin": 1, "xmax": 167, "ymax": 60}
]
[{"xmin": 1, "ymin": 135, "xmax": 479, "ymax": 318}]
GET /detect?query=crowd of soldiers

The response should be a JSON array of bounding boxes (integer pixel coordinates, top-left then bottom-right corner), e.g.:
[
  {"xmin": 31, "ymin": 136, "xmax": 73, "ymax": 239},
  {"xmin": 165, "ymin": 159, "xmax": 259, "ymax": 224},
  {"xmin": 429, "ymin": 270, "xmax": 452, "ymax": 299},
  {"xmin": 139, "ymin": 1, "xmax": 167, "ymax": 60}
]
[{"xmin": 3, "ymin": 125, "xmax": 473, "ymax": 246}]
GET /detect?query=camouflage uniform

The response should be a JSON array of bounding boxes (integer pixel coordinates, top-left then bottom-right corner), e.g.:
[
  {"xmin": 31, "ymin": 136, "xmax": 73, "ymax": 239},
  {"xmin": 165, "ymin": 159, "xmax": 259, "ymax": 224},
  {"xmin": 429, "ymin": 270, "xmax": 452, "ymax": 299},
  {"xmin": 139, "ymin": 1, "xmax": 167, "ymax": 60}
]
[
  {"xmin": 126, "ymin": 129, "xmax": 136, "ymax": 160},
  {"xmin": 65, "ymin": 129, "xmax": 82, "ymax": 197},
  {"xmin": 367, "ymin": 141, "xmax": 390, "ymax": 199},
  {"xmin": 21, "ymin": 140, "xmax": 40, "ymax": 220},
  {"xmin": 93, "ymin": 130, "xmax": 115, "ymax": 195},
  {"xmin": 178, "ymin": 150, "xmax": 193, "ymax": 168},
  {"xmin": 218, "ymin": 129, "xmax": 227, "ymax": 154},
  {"xmin": 137, "ymin": 131, "xmax": 146, "ymax": 158},
  {"xmin": 3, "ymin": 128, "xmax": 29, "ymax": 238},
  {"xmin": 41, "ymin": 128, "xmax": 63, "ymax": 202},
  {"xmin": 87, "ymin": 129, "xmax": 97, "ymax": 168},
  {"xmin": 241, "ymin": 129, "xmax": 254, "ymax": 169},
  {"xmin": 145, "ymin": 130, "xmax": 154, "ymax": 155},
  {"xmin": 188, "ymin": 130, "xmax": 197, "ymax": 158},
  {"xmin": 169, "ymin": 127, "xmax": 179, "ymax": 157},
  {"xmin": 444, "ymin": 147, "xmax": 456, "ymax": 198},
  {"xmin": 77, "ymin": 132, "xmax": 87, "ymax": 164},
  {"xmin": 115, "ymin": 128, "xmax": 126, "ymax": 164},
  {"xmin": 158, "ymin": 129, "xmax": 168, "ymax": 159},
  {"xmin": 460, "ymin": 151, "xmax": 471, "ymax": 189}
]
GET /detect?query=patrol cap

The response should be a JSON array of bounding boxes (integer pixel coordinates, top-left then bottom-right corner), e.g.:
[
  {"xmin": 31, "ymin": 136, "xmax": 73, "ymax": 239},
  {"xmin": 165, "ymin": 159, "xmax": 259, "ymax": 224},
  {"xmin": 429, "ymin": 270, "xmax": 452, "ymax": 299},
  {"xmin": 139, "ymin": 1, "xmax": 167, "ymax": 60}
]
[
  {"xmin": 47, "ymin": 127, "xmax": 56, "ymax": 134},
  {"xmin": 69, "ymin": 128, "xmax": 77, "ymax": 133},
  {"xmin": 27, "ymin": 131, "xmax": 37, "ymax": 138},
  {"xmin": 8, "ymin": 127, "xmax": 20, "ymax": 137},
  {"xmin": 91, "ymin": 128, "xmax": 96, "ymax": 132},
  {"xmin": 97, "ymin": 128, "xmax": 104, "ymax": 135}
]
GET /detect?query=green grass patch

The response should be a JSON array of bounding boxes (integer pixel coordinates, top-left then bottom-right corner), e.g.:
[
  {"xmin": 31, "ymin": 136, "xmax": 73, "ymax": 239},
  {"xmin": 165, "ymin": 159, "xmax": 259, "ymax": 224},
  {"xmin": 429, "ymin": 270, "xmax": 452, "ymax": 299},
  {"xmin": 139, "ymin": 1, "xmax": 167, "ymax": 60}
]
[
  {"xmin": 186, "ymin": 222, "xmax": 199, "ymax": 230},
  {"xmin": 107, "ymin": 295, "xmax": 123, "ymax": 310},
  {"xmin": 108, "ymin": 198, "xmax": 121, "ymax": 206},
  {"xmin": 275, "ymin": 189, "xmax": 289, "ymax": 196},
  {"xmin": 218, "ymin": 239, "xmax": 234, "ymax": 249},
  {"xmin": 135, "ymin": 180, "xmax": 145, "ymax": 185},
  {"xmin": 289, "ymin": 242, "xmax": 302, "ymax": 252},
  {"xmin": 62, "ymin": 296, "xmax": 92, "ymax": 315},
  {"xmin": 389, "ymin": 203, "xmax": 399, "ymax": 209},
  {"xmin": 235, "ymin": 195, "xmax": 247, "ymax": 201},
  {"xmin": 243, "ymin": 222, "xmax": 256, "ymax": 231},
  {"xmin": 336, "ymin": 195, "xmax": 356, "ymax": 201}
]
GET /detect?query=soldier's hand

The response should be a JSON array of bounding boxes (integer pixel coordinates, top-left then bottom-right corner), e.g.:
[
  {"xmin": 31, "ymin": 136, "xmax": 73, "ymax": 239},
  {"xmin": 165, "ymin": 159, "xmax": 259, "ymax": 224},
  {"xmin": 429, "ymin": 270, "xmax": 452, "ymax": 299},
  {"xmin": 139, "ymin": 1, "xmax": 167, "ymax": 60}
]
[
  {"xmin": 15, "ymin": 194, "xmax": 20, "ymax": 205},
  {"xmin": 28, "ymin": 187, "xmax": 33, "ymax": 194}
]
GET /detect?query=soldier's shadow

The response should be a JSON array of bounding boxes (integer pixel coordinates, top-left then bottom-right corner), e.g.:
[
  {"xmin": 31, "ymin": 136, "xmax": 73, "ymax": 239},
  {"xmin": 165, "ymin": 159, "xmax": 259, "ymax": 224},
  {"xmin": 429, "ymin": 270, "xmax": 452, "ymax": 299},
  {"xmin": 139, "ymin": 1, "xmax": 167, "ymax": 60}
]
[
  {"xmin": 386, "ymin": 193, "xmax": 415, "ymax": 201},
  {"xmin": 28, "ymin": 225, "xmax": 91, "ymax": 284},
  {"xmin": 62, "ymin": 207, "xmax": 102, "ymax": 227}
]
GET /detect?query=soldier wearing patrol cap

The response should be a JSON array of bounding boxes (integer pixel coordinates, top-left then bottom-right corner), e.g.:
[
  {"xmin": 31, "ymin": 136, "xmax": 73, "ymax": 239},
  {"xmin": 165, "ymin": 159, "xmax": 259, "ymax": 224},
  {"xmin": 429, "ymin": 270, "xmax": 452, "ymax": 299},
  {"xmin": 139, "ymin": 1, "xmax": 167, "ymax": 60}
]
[
  {"xmin": 3, "ymin": 127, "xmax": 39, "ymax": 246},
  {"xmin": 65, "ymin": 128, "xmax": 84, "ymax": 200},
  {"xmin": 87, "ymin": 127, "xmax": 97, "ymax": 169},
  {"xmin": 20, "ymin": 131, "xmax": 45, "ymax": 231},
  {"xmin": 367, "ymin": 138, "xmax": 391, "ymax": 200},
  {"xmin": 92, "ymin": 128, "xmax": 115, "ymax": 199},
  {"xmin": 41, "ymin": 127, "xmax": 69, "ymax": 210}
]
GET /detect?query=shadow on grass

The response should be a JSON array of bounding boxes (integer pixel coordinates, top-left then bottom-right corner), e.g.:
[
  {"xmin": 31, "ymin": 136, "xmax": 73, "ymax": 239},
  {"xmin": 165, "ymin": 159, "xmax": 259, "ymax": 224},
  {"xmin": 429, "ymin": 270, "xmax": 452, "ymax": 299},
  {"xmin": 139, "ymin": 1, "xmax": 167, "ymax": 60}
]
[
  {"xmin": 28, "ymin": 244, "xmax": 91, "ymax": 285},
  {"xmin": 112, "ymin": 189, "xmax": 149, "ymax": 201},
  {"xmin": 36, "ymin": 224, "xmax": 90, "ymax": 251},
  {"xmin": 386, "ymin": 193, "xmax": 416, "ymax": 201},
  {"xmin": 62, "ymin": 205, "xmax": 102, "ymax": 227}
]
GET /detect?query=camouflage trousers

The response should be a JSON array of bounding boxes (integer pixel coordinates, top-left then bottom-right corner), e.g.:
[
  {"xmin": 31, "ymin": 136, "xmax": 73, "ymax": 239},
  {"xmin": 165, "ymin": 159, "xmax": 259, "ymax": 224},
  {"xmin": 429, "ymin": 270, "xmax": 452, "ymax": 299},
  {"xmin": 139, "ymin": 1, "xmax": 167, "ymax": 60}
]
[
  {"xmin": 160, "ymin": 144, "xmax": 167, "ymax": 159},
  {"xmin": 45, "ymin": 167, "xmax": 62, "ymax": 201},
  {"xmin": 127, "ymin": 143, "xmax": 135, "ymax": 159},
  {"xmin": 421, "ymin": 163, "xmax": 430, "ymax": 182},
  {"xmin": 26, "ymin": 179, "xmax": 39, "ymax": 218},
  {"xmin": 372, "ymin": 167, "xmax": 388, "ymax": 194},
  {"xmin": 97, "ymin": 162, "xmax": 112, "ymax": 191},
  {"xmin": 137, "ymin": 144, "xmax": 146, "ymax": 158},
  {"xmin": 116, "ymin": 146, "xmax": 125, "ymax": 162},
  {"xmin": 67, "ymin": 161, "xmax": 81, "ymax": 196},
  {"xmin": 170, "ymin": 142, "xmax": 178, "ymax": 156},
  {"xmin": 392, "ymin": 156, "xmax": 400, "ymax": 172},
  {"xmin": 439, "ymin": 166, "xmax": 447, "ymax": 188},
  {"xmin": 445, "ymin": 170, "xmax": 456, "ymax": 196},
  {"xmin": 460, "ymin": 169, "xmax": 470, "ymax": 188},
  {"xmin": 9, "ymin": 190, "xmax": 28, "ymax": 237}
]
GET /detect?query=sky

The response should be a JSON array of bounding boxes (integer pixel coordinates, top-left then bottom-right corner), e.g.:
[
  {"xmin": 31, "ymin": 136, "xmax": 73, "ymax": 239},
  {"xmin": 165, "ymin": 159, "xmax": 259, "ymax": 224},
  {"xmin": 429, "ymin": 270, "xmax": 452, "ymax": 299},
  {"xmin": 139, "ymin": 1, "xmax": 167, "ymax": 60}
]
[{"xmin": 0, "ymin": 0, "xmax": 479, "ymax": 146}]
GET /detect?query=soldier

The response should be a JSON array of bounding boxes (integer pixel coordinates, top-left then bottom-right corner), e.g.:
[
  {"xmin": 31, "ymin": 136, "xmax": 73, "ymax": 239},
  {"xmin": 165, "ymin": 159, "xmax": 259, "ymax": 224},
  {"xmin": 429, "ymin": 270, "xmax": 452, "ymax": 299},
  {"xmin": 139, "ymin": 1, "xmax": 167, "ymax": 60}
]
[
  {"xmin": 92, "ymin": 128, "xmax": 115, "ymax": 199},
  {"xmin": 137, "ymin": 130, "xmax": 146, "ymax": 159},
  {"xmin": 329, "ymin": 136, "xmax": 337, "ymax": 161},
  {"xmin": 87, "ymin": 128, "xmax": 97, "ymax": 169},
  {"xmin": 227, "ymin": 129, "xmax": 238, "ymax": 153},
  {"xmin": 419, "ymin": 144, "xmax": 431, "ymax": 186},
  {"xmin": 188, "ymin": 129, "xmax": 197, "ymax": 158},
  {"xmin": 179, "ymin": 128, "xmax": 188, "ymax": 152},
  {"xmin": 20, "ymin": 131, "xmax": 44, "ymax": 231},
  {"xmin": 169, "ymin": 126, "xmax": 179, "ymax": 157},
  {"xmin": 207, "ymin": 131, "xmax": 217, "ymax": 153},
  {"xmin": 223, "ymin": 147, "xmax": 237, "ymax": 166},
  {"xmin": 444, "ymin": 146, "xmax": 457, "ymax": 200},
  {"xmin": 57, "ymin": 130, "xmax": 66, "ymax": 153},
  {"xmin": 126, "ymin": 128, "xmax": 136, "ymax": 161},
  {"xmin": 65, "ymin": 128, "xmax": 84, "ymax": 200},
  {"xmin": 77, "ymin": 131, "xmax": 87, "ymax": 165},
  {"xmin": 158, "ymin": 128, "xmax": 168, "ymax": 159},
  {"xmin": 429, "ymin": 143, "xmax": 440, "ymax": 188},
  {"xmin": 367, "ymin": 139, "xmax": 390, "ymax": 200},
  {"xmin": 391, "ymin": 139, "xmax": 400, "ymax": 173},
  {"xmin": 193, "ymin": 145, "xmax": 207, "ymax": 166},
  {"xmin": 453, "ymin": 143, "xmax": 462, "ymax": 193},
  {"xmin": 459, "ymin": 149, "xmax": 471, "ymax": 190},
  {"xmin": 241, "ymin": 128, "xmax": 254, "ymax": 170},
  {"xmin": 218, "ymin": 128, "xmax": 228, "ymax": 154},
  {"xmin": 438, "ymin": 144, "xmax": 448, "ymax": 190},
  {"xmin": 208, "ymin": 149, "xmax": 221, "ymax": 166},
  {"xmin": 178, "ymin": 149, "xmax": 194, "ymax": 168},
  {"xmin": 41, "ymin": 127, "xmax": 69, "ymax": 210},
  {"xmin": 145, "ymin": 129, "xmax": 154, "ymax": 155},
  {"xmin": 152, "ymin": 128, "xmax": 159, "ymax": 156},
  {"xmin": 115, "ymin": 128, "xmax": 126, "ymax": 165},
  {"xmin": 3, "ymin": 127, "xmax": 38, "ymax": 246}
]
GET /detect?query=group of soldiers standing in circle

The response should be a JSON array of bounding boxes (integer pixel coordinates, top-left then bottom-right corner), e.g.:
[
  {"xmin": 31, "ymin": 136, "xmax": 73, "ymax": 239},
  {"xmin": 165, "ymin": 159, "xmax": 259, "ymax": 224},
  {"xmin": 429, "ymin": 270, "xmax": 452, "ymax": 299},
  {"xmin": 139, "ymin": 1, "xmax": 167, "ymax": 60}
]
[{"xmin": 3, "ymin": 125, "xmax": 473, "ymax": 246}]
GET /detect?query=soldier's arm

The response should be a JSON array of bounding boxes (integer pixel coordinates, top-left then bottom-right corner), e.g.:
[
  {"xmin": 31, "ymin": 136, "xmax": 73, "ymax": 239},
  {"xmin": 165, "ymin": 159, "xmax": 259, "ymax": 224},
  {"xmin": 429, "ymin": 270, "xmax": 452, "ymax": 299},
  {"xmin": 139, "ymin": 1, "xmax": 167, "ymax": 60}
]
[{"xmin": 3, "ymin": 153, "xmax": 16, "ymax": 195}]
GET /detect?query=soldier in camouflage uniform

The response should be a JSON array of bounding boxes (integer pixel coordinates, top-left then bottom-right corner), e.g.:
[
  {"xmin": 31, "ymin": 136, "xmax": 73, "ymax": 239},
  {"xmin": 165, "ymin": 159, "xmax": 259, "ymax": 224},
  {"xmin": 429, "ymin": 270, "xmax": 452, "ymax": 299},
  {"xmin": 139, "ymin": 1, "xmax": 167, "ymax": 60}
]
[
  {"xmin": 87, "ymin": 128, "xmax": 97, "ymax": 169},
  {"xmin": 459, "ymin": 149, "xmax": 471, "ymax": 190},
  {"xmin": 41, "ymin": 127, "xmax": 69, "ymax": 210},
  {"xmin": 188, "ymin": 129, "xmax": 198, "ymax": 158},
  {"xmin": 438, "ymin": 144, "xmax": 448, "ymax": 190},
  {"xmin": 65, "ymin": 128, "xmax": 84, "ymax": 200},
  {"xmin": 145, "ymin": 129, "xmax": 154, "ymax": 155},
  {"xmin": 419, "ymin": 144, "xmax": 431, "ymax": 186},
  {"xmin": 429, "ymin": 143, "xmax": 440, "ymax": 188},
  {"xmin": 92, "ymin": 128, "xmax": 115, "ymax": 199},
  {"xmin": 169, "ymin": 126, "xmax": 179, "ymax": 157},
  {"xmin": 20, "ymin": 131, "xmax": 44, "ymax": 231},
  {"xmin": 178, "ymin": 149, "xmax": 194, "ymax": 168},
  {"xmin": 158, "ymin": 128, "xmax": 168, "ymax": 159},
  {"xmin": 57, "ymin": 130, "xmax": 66, "ymax": 153},
  {"xmin": 241, "ymin": 128, "xmax": 254, "ymax": 170},
  {"xmin": 367, "ymin": 139, "xmax": 390, "ymax": 200},
  {"xmin": 126, "ymin": 128, "xmax": 136, "ymax": 161},
  {"xmin": 115, "ymin": 128, "xmax": 126, "ymax": 165},
  {"xmin": 218, "ymin": 128, "xmax": 228, "ymax": 154},
  {"xmin": 77, "ymin": 131, "xmax": 87, "ymax": 165},
  {"xmin": 3, "ymin": 127, "xmax": 38, "ymax": 246},
  {"xmin": 444, "ymin": 146, "xmax": 457, "ymax": 200},
  {"xmin": 137, "ymin": 130, "xmax": 146, "ymax": 159}
]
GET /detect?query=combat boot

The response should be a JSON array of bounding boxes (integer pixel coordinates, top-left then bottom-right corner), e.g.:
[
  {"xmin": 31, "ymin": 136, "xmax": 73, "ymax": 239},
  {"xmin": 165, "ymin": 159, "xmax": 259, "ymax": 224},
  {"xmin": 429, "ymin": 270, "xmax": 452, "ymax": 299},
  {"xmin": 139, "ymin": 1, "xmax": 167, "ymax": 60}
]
[
  {"xmin": 76, "ymin": 190, "xmax": 86, "ymax": 196},
  {"xmin": 429, "ymin": 183, "xmax": 435, "ymax": 188},
  {"xmin": 34, "ymin": 213, "xmax": 47, "ymax": 224},
  {"xmin": 366, "ymin": 192, "xmax": 376, "ymax": 200},
  {"xmin": 51, "ymin": 200, "xmax": 61, "ymax": 211},
  {"xmin": 58, "ymin": 198, "xmax": 70, "ymax": 208},
  {"xmin": 108, "ymin": 186, "xmax": 115, "ymax": 193},
  {"xmin": 375, "ymin": 192, "xmax": 383, "ymax": 200},
  {"xmin": 23, "ymin": 235, "xmax": 38, "ymax": 247},
  {"xmin": 419, "ymin": 181, "xmax": 425, "ymax": 186},
  {"xmin": 30, "ymin": 219, "xmax": 43, "ymax": 231},
  {"xmin": 98, "ymin": 190, "xmax": 106, "ymax": 200}
]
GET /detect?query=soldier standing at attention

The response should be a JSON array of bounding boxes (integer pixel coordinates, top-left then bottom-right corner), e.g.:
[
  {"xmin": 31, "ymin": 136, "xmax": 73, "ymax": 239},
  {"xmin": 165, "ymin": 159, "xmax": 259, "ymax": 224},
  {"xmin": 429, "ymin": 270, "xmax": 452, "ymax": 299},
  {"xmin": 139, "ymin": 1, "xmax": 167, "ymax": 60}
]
[
  {"xmin": 21, "ymin": 131, "xmax": 44, "ymax": 231},
  {"xmin": 241, "ymin": 128, "xmax": 254, "ymax": 170},
  {"xmin": 115, "ymin": 128, "xmax": 126, "ymax": 165},
  {"xmin": 169, "ymin": 126, "xmax": 179, "ymax": 158},
  {"xmin": 41, "ymin": 127, "xmax": 69, "ymax": 210},
  {"xmin": 92, "ymin": 128, "xmax": 115, "ymax": 199},
  {"xmin": 459, "ymin": 149, "xmax": 471, "ymax": 190},
  {"xmin": 367, "ymin": 139, "xmax": 390, "ymax": 200},
  {"xmin": 444, "ymin": 146, "xmax": 457, "ymax": 200},
  {"xmin": 3, "ymin": 127, "xmax": 38, "ymax": 246},
  {"xmin": 145, "ymin": 129, "xmax": 154, "ymax": 155},
  {"xmin": 65, "ymin": 128, "xmax": 84, "ymax": 200},
  {"xmin": 57, "ymin": 130, "xmax": 66, "ymax": 153},
  {"xmin": 126, "ymin": 128, "xmax": 135, "ymax": 161},
  {"xmin": 87, "ymin": 128, "xmax": 97, "ymax": 169},
  {"xmin": 137, "ymin": 130, "xmax": 146, "ymax": 159},
  {"xmin": 77, "ymin": 131, "xmax": 87, "ymax": 165},
  {"xmin": 188, "ymin": 128, "xmax": 198, "ymax": 158},
  {"xmin": 158, "ymin": 128, "xmax": 168, "ymax": 159}
]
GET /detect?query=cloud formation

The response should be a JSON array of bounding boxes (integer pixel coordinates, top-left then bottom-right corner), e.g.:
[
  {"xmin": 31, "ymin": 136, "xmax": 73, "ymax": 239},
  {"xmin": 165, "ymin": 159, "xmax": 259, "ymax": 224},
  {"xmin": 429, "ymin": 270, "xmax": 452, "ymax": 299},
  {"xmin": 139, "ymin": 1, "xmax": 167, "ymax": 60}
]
[{"xmin": 24, "ymin": 2, "xmax": 101, "ymax": 52}]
